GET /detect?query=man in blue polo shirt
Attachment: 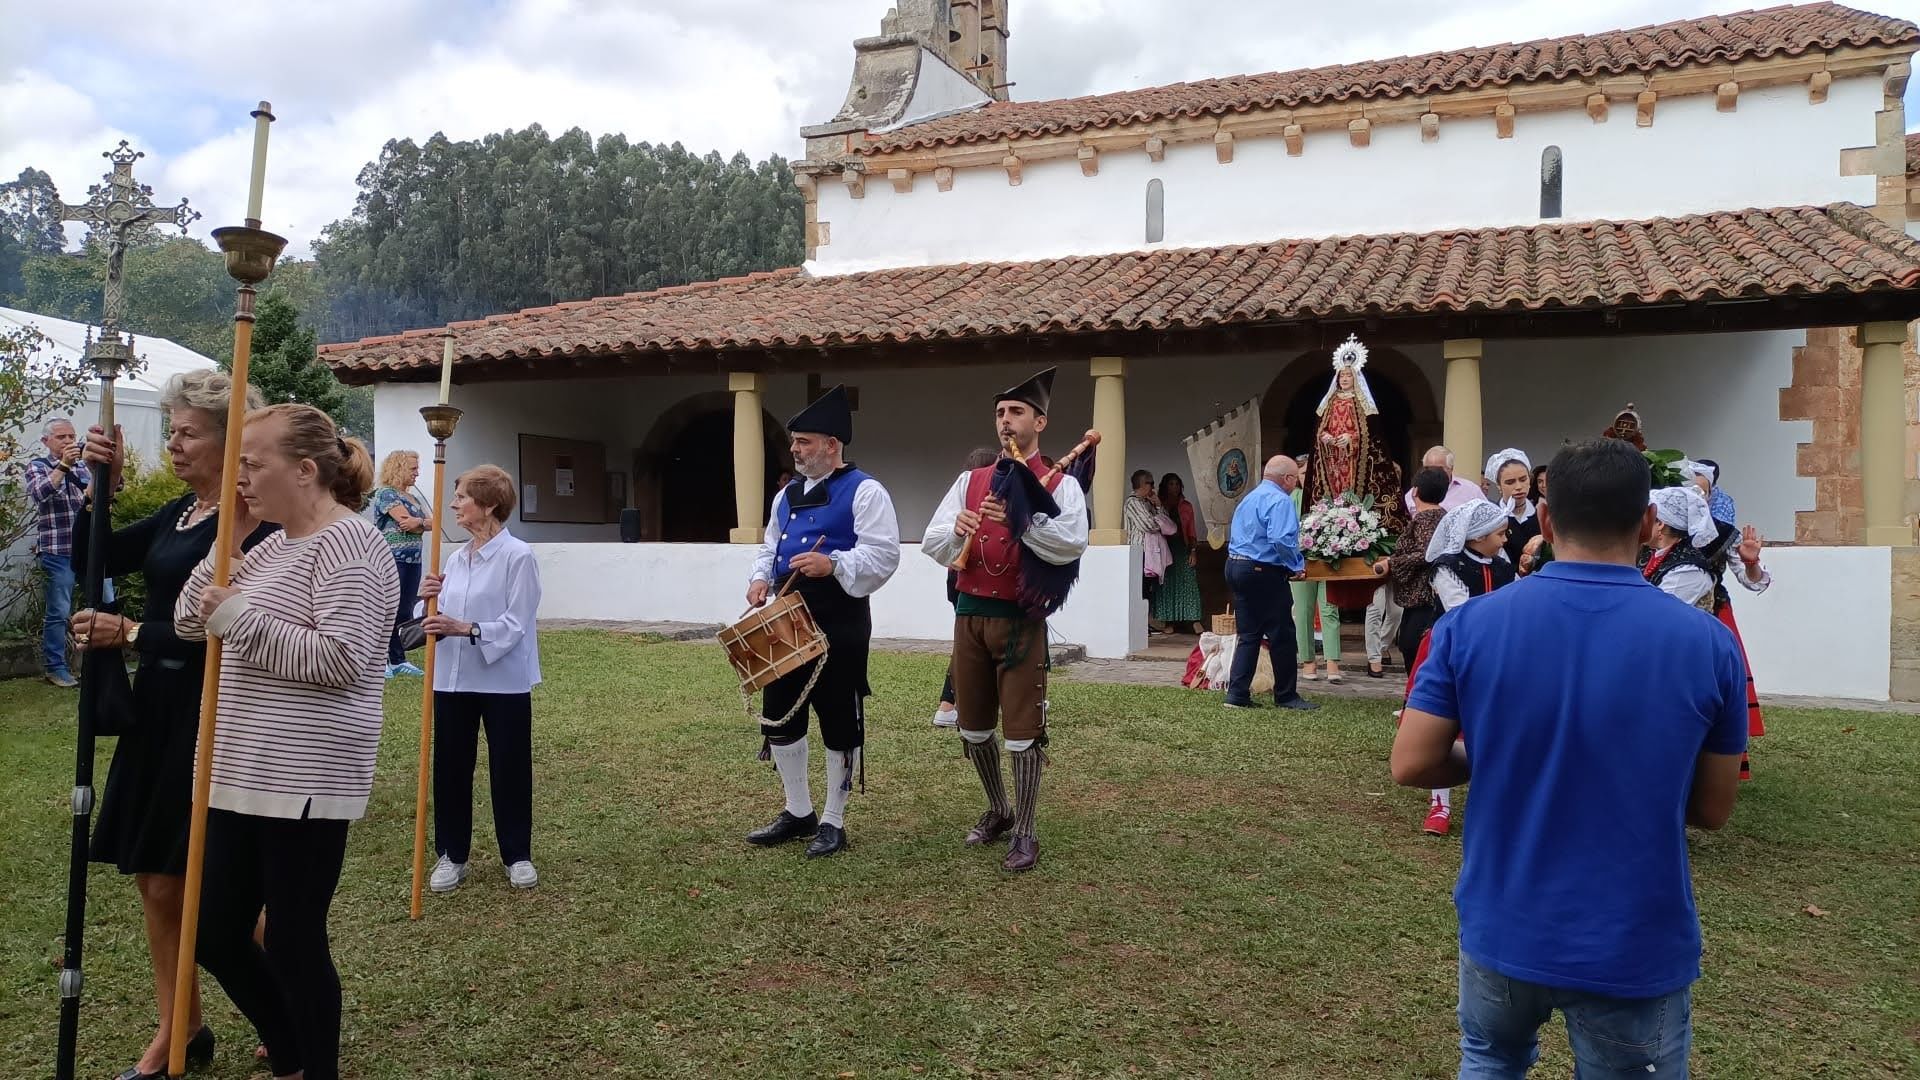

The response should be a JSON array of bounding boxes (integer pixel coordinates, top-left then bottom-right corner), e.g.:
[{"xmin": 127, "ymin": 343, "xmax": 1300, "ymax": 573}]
[
  {"xmin": 1392, "ymin": 437, "xmax": 1746, "ymax": 1078},
  {"xmin": 1223, "ymin": 454, "xmax": 1316, "ymax": 711}
]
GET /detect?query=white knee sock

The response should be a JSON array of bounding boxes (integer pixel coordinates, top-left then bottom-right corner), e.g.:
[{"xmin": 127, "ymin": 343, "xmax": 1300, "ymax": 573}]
[
  {"xmin": 1431, "ymin": 788, "xmax": 1451, "ymax": 810},
  {"xmin": 822, "ymin": 748, "xmax": 858, "ymax": 828},
  {"xmin": 771, "ymin": 739, "xmax": 812, "ymax": 817}
]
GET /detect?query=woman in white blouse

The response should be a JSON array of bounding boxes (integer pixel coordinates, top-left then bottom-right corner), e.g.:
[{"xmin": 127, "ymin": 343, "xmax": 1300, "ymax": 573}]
[{"xmin": 418, "ymin": 464, "xmax": 544, "ymax": 892}]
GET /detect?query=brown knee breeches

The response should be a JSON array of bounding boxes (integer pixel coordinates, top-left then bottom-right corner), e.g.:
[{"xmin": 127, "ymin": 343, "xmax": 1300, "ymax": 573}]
[{"xmin": 950, "ymin": 615, "xmax": 1049, "ymax": 742}]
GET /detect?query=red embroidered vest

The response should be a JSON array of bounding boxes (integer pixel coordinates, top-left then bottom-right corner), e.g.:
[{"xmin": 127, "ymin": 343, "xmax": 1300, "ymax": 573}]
[{"xmin": 954, "ymin": 455, "xmax": 1060, "ymax": 602}]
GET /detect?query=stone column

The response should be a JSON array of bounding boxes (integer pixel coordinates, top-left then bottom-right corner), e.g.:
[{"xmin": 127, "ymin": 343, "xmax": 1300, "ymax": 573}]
[
  {"xmin": 729, "ymin": 372, "xmax": 766, "ymax": 545},
  {"xmin": 1089, "ymin": 356, "xmax": 1128, "ymax": 545},
  {"xmin": 1441, "ymin": 338, "xmax": 1484, "ymax": 481},
  {"xmin": 1860, "ymin": 321, "xmax": 1910, "ymax": 547}
]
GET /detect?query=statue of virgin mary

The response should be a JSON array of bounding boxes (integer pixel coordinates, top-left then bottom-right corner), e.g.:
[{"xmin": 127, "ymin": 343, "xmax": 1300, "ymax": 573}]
[{"xmin": 1304, "ymin": 335, "xmax": 1405, "ymax": 528}]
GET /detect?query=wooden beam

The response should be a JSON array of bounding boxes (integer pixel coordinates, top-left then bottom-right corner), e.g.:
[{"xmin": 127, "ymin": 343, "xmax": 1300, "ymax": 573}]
[{"xmin": 1077, "ymin": 145, "xmax": 1098, "ymax": 176}]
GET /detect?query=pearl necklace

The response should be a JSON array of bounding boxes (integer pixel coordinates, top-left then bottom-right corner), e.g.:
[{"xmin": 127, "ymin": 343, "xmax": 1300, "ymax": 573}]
[{"xmin": 177, "ymin": 498, "xmax": 215, "ymax": 531}]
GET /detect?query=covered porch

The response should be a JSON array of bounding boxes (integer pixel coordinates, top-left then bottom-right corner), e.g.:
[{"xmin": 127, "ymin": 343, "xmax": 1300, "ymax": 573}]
[{"xmin": 327, "ymin": 203, "xmax": 1920, "ymax": 697}]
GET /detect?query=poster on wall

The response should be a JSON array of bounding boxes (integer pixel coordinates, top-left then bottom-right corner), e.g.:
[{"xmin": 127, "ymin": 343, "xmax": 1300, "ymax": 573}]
[{"xmin": 1182, "ymin": 397, "xmax": 1260, "ymax": 549}]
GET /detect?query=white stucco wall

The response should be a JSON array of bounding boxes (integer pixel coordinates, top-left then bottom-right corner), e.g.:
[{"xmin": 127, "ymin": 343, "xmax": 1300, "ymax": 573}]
[
  {"xmin": 532, "ymin": 540, "xmax": 1144, "ymax": 659},
  {"xmin": 878, "ymin": 47, "xmax": 991, "ymax": 131},
  {"xmin": 1730, "ymin": 546, "xmax": 1891, "ymax": 701},
  {"xmin": 811, "ymin": 77, "xmax": 1881, "ymax": 274}
]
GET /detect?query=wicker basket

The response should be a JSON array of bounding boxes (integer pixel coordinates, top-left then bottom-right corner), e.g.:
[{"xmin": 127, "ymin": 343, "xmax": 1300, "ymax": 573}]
[{"xmin": 1211, "ymin": 611, "xmax": 1237, "ymax": 636}]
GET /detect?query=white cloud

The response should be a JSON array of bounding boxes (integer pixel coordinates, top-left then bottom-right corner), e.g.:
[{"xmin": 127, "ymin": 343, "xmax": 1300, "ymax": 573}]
[{"xmin": 2, "ymin": 0, "xmax": 1912, "ymax": 259}]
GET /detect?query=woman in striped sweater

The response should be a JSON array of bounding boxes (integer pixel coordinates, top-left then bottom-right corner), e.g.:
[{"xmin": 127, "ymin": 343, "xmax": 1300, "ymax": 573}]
[{"xmin": 176, "ymin": 403, "xmax": 398, "ymax": 1080}]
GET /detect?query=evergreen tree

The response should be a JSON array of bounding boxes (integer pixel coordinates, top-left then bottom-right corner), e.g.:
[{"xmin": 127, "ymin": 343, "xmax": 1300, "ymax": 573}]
[{"xmin": 230, "ymin": 290, "xmax": 356, "ymax": 433}]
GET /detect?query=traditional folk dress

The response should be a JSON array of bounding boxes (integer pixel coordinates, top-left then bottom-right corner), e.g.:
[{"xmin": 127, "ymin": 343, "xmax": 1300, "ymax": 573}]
[
  {"xmin": 1304, "ymin": 336, "xmax": 1407, "ymax": 534},
  {"xmin": 1485, "ymin": 448, "xmax": 1542, "ymax": 570},
  {"xmin": 1151, "ymin": 496, "xmax": 1203, "ymax": 626},
  {"xmin": 1641, "ymin": 484, "xmax": 1770, "ymax": 780},
  {"xmin": 746, "ymin": 385, "xmax": 901, "ymax": 857},
  {"xmin": 1401, "ymin": 499, "xmax": 1516, "ymax": 835},
  {"xmin": 922, "ymin": 367, "xmax": 1090, "ymax": 873}
]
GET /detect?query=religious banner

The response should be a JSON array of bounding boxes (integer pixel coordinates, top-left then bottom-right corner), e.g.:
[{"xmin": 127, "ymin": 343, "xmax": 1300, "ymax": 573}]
[{"xmin": 1182, "ymin": 397, "xmax": 1260, "ymax": 548}]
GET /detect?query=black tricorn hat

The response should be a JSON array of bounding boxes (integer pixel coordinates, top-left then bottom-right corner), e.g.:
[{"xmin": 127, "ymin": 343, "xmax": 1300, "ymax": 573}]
[
  {"xmin": 995, "ymin": 367, "xmax": 1055, "ymax": 416},
  {"xmin": 787, "ymin": 384, "xmax": 852, "ymax": 444}
]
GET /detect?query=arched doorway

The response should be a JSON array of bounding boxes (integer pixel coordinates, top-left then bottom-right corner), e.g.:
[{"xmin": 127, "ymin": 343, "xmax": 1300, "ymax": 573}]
[
  {"xmin": 1260, "ymin": 345, "xmax": 1441, "ymax": 481},
  {"xmin": 633, "ymin": 393, "xmax": 786, "ymax": 542}
]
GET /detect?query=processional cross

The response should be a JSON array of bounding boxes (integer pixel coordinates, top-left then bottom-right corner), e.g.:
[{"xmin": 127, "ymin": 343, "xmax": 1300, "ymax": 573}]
[{"xmin": 50, "ymin": 140, "xmax": 200, "ymax": 374}]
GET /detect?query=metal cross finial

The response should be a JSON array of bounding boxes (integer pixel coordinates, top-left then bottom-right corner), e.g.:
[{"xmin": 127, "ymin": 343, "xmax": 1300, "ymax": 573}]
[{"xmin": 49, "ymin": 141, "xmax": 199, "ymax": 378}]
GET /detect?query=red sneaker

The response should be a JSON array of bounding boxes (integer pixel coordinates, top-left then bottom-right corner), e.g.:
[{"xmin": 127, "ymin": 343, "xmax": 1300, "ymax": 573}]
[{"xmin": 1422, "ymin": 799, "xmax": 1451, "ymax": 836}]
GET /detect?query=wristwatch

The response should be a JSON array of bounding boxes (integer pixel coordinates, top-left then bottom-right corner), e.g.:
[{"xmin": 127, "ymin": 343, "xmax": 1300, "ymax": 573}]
[{"xmin": 467, "ymin": 624, "xmax": 481, "ymax": 644}]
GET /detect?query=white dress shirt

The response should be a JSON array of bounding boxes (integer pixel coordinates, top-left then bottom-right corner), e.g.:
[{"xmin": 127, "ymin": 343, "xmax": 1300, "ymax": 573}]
[
  {"xmin": 922, "ymin": 466, "xmax": 1089, "ymax": 566},
  {"xmin": 425, "ymin": 529, "xmax": 543, "ymax": 694},
  {"xmin": 1406, "ymin": 476, "xmax": 1488, "ymax": 515},
  {"xmin": 749, "ymin": 473, "xmax": 901, "ymax": 598}
]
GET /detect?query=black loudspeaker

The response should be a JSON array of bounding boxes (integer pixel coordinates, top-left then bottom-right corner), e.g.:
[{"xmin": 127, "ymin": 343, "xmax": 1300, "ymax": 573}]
[{"xmin": 619, "ymin": 508, "xmax": 642, "ymax": 543}]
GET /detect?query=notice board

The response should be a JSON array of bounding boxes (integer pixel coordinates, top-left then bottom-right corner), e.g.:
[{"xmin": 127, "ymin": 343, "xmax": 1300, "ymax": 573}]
[{"xmin": 517, "ymin": 434, "xmax": 608, "ymax": 524}]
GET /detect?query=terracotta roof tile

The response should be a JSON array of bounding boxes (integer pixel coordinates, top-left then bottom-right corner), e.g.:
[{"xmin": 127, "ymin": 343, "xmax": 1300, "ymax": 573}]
[
  {"xmin": 319, "ymin": 204, "xmax": 1920, "ymax": 377},
  {"xmin": 860, "ymin": 4, "xmax": 1917, "ymax": 154}
]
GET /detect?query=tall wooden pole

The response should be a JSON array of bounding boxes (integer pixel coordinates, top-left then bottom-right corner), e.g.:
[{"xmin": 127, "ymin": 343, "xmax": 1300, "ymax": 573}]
[
  {"xmin": 168, "ymin": 104, "xmax": 284, "ymax": 1080},
  {"xmin": 411, "ymin": 337, "xmax": 463, "ymax": 918}
]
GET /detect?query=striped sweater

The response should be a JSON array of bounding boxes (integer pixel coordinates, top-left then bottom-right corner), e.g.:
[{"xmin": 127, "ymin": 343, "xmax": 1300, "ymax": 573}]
[{"xmin": 176, "ymin": 514, "xmax": 399, "ymax": 820}]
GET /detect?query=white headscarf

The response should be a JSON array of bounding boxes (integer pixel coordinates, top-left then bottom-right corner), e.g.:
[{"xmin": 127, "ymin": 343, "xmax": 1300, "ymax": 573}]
[
  {"xmin": 1426, "ymin": 498, "xmax": 1514, "ymax": 561},
  {"xmin": 1314, "ymin": 335, "xmax": 1380, "ymax": 418},
  {"xmin": 1649, "ymin": 486, "xmax": 1718, "ymax": 549},
  {"xmin": 1484, "ymin": 448, "xmax": 1531, "ymax": 485}
]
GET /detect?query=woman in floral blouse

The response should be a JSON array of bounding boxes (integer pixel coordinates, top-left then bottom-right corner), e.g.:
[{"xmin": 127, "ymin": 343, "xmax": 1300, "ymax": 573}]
[{"xmin": 371, "ymin": 450, "xmax": 431, "ymax": 677}]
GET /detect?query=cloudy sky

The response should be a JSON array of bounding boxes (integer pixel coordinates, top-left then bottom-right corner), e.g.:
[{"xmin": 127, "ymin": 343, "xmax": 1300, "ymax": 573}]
[{"xmin": 4, "ymin": 0, "xmax": 1917, "ymax": 256}]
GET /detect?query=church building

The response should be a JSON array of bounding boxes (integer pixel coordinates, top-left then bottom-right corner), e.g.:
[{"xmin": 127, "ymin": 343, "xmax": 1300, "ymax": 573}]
[{"xmin": 321, "ymin": 2, "xmax": 1920, "ymax": 701}]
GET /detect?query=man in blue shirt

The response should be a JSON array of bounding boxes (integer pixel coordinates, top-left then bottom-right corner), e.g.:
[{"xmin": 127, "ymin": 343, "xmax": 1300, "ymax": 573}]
[
  {"xmin": 1392, "ymin": 437, "xmax": 1746, "ymax": 1078},
  {"xmin": 1223, "ymin": 455, "xmax": 1316, "ymax": 711}
]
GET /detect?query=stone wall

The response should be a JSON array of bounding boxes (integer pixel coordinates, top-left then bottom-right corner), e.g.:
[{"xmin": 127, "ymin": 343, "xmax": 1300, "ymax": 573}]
[{"xmin": 1780, "ymin": 321, "xmax": 1920, "ymax": 544}]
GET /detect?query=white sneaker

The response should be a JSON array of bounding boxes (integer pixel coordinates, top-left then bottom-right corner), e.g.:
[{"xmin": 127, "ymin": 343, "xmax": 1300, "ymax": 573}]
[
  {"xmin": 932, "ymin": 706, "xmax": 958, "ymax": 729},
  {"xmin": 507, "ymin": 860, "xmax": 538, "ymax": 889},
  {"xmin": 429, "ymin": 855, "xmax": 467, "ymax": 893}
]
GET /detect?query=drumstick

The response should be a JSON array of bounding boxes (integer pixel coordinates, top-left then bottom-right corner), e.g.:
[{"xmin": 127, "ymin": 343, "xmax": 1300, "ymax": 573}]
[{"xmin": 741, "ymin": 536, "xmax": 826, "ymax": 618}]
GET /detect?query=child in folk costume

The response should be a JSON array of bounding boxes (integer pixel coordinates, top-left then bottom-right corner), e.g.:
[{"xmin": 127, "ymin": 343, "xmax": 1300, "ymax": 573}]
[
  {"xmin": 923, "ymin": 368, "xmax": 1092, "ymax": 872},
  {"xmin": 1641, "ymin": 479, "xmax": 1771, "ymax": 780},
  {"xmin": 1485, "ymin": 448, "xmax": 1541, "ymax": 570},
  {"xmin": 1400, "ymin": 499, "xmax": 1516, "ymax": 836}
]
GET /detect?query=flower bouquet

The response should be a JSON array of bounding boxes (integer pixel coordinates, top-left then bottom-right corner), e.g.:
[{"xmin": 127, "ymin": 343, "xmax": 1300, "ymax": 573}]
[{"xmin": 1300, "ymin": 492, "xmax": 1395, "ymax": 572}]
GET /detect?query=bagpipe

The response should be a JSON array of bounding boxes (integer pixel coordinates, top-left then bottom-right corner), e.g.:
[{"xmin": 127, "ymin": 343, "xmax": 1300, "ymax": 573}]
[{"xmin": 952, "ymin": 429, "xmax": 1099, "ymax": 618}]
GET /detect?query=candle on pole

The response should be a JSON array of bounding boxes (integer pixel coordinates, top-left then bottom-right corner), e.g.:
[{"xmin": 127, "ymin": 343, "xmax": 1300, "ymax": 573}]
[
  {"xmin": 438, "ymin": 332, "xmax": 455, "ymax": 404},
  {"xmin": 169, "ymin": 103, "xmax": 286, "ymax": 1080},
  {"xmin": 244, "ymin": 103, "xmax": 273, "ymax": 226},
  {"xmin": 413, "ymin": 343, "xmax": 464, "ymax": 918}
]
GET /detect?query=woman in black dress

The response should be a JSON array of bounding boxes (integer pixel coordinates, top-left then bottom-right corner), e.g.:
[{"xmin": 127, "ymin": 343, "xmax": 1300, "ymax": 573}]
[{"xmin": 69, "ymin": 370, "xmax": 270, "ymax": 1080}]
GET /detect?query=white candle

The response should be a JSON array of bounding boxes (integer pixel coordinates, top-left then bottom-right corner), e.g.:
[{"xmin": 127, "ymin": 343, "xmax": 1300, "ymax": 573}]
[
  {"xmin": 245, "ymin": 103, "xmax": 274, "ymax": 224},
  {"xmin": 438, "ymin": 333, "xmax": 455, "ymax": 404}
]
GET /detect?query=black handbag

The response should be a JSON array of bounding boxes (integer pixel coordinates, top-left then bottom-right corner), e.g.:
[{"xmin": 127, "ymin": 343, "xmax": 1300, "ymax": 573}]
[
  {"xmin": 85, "ymin": 647, "xmax": 138, "ymax": 737},
  {"xmin": 395, "ymin": 617, "xmax": 428, "ymax": 653}
]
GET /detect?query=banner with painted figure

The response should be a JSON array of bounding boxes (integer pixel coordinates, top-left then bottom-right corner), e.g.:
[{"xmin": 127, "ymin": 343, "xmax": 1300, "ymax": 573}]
[{"xmin": 1182, "ymin": 397, "xmax": 1260, "ymax": 548}]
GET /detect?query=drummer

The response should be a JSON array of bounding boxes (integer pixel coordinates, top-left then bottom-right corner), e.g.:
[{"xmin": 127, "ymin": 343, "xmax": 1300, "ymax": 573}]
[{"xmin": 743, "ymin": 385, "xmax": 901, "ymax": 858}]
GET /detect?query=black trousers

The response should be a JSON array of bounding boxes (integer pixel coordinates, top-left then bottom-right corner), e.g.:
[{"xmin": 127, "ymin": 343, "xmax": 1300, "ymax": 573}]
[
  {"xmin": 434, "ymin": 690, "xmax": 534, "ymax": 865},
  {"xmin": 1225, "ymin": 558, "xmax": 1301, "ymax": 705},
  {"xmin": 1398, "ymin": 603, "xmax": 1438, "ymax": 670},
  {"xmin": 195, "ymin": 807, "xmax": 351, "ymax": 1080}
]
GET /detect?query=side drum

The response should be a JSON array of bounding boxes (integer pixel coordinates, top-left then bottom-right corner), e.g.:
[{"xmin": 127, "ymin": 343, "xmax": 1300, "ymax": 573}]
[{"xmin": 718, "ymin": 592, "xmax": 828, "ymax": 693}]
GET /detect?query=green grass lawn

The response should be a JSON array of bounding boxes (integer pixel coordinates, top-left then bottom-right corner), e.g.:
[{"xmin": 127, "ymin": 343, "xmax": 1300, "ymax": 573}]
[{"xmin": 2, "ymin": 631, "xmax": 1916, "ymax": 1078}]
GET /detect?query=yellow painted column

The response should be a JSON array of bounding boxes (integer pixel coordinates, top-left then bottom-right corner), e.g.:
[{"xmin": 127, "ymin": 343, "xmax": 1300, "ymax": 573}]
[
  {"xmin": 1442, "ymin": 338, "xmax": 1484, "ymax": 482},
  {"xmin": 728, "ymin": 372, "xmax": 766, "ymax": 545},
  {"xmin": 1089, "ymin": 355, "xmax": 1128, "ymax": 545},
  {"xmin": 1860, "ymin": 321, "xmax": 1911, "ymax": 547}
]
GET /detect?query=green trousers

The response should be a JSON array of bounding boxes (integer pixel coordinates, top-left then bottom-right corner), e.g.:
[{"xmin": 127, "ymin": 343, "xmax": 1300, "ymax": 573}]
[{"xmin": 1289, "ymin": 580, "xmax": 1340, "ymax": 664}]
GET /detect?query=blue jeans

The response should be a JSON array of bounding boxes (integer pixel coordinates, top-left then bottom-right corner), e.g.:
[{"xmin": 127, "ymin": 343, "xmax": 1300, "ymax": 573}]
[
  {"xmin": 39, "ymin": 552, "xmax": 75, "ymax": 675},
  {"xmin": 1457, "ymin": 953, "xmax": 1692, "ymax": 1079},
  {"xmin": 389, "ymin": 557, "xmax": 423, "ymax": 665},
  {"xmin": 1224, "ymin": 557, "xmax": 1300, "ymax": 705}
]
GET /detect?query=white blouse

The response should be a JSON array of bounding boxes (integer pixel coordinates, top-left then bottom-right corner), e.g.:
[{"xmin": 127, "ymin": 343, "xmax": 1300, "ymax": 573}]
[{"xmin": 424, "ymin": 529, "xmax": 543, "ymax": 694}]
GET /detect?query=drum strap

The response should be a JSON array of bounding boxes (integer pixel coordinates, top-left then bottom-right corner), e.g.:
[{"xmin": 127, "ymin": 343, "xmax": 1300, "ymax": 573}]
[{"xmin": 746, "ymin": 644, "xmax": 830, "ymax": 754}]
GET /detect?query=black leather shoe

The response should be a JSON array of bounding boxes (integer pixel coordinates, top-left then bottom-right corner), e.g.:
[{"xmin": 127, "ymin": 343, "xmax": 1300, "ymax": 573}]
[
  {"xmin": 185, "ymin": 1025, "xmax": 215, "ymax": 1068},
  {"xmin": 746, "ymin": 810, "xmax": 818, "ymax": 846},
  {"xmin": 116, "ymin": 1068, "xmax": 163, "ymax": 1080},
  {"xmin": 805, "ymin": 822, "xmax": 848, "ymax": 858},
  {"xmin": 1276, "ymin": 697, "xmax": 1321, "ymax": 711}
]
